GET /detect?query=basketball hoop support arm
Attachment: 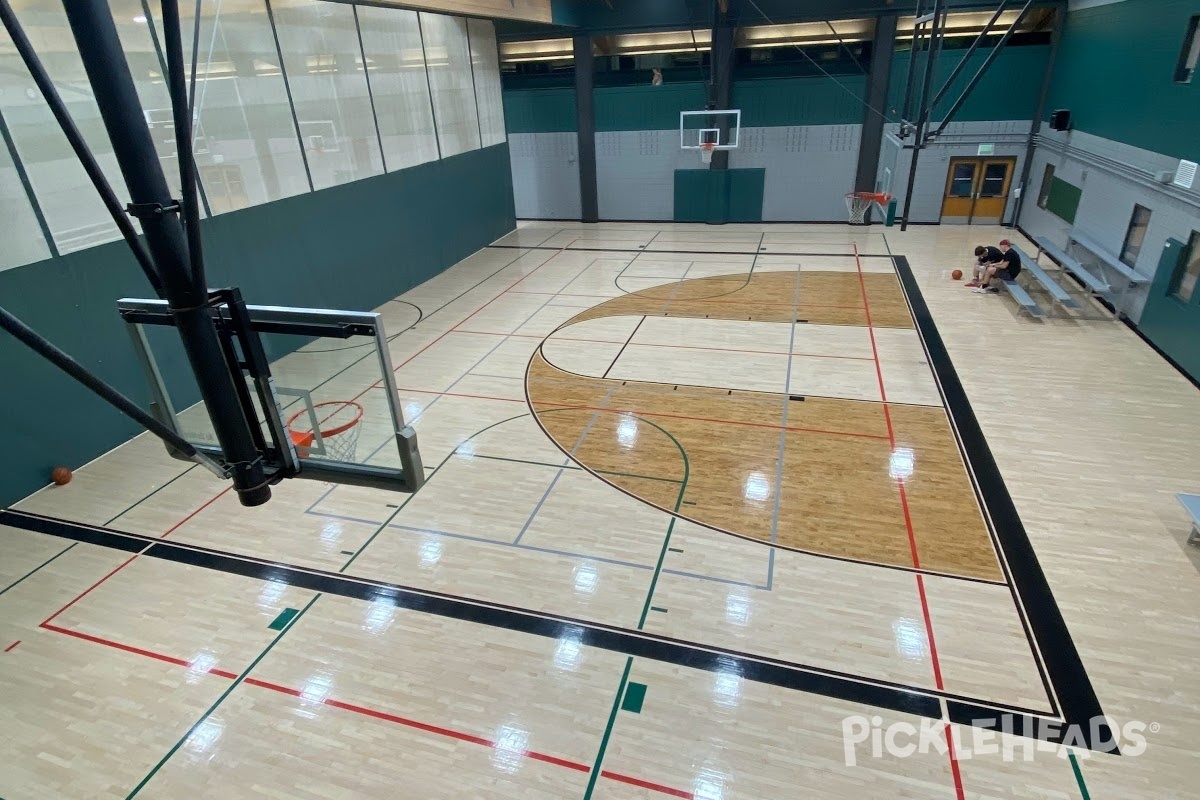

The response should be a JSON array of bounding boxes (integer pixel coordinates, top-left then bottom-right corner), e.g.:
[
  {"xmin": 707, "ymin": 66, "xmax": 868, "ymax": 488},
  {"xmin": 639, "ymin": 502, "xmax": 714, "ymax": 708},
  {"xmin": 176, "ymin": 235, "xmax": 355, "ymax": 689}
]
[{"xmin": 0, "ymin": 307, "xmax": 225, "ymax": 479}]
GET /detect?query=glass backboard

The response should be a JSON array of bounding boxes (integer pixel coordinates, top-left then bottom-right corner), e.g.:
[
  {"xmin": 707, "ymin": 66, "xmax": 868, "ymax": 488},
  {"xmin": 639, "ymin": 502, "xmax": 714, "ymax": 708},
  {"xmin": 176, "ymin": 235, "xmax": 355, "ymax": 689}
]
[
  {"xmin": 119, "ymin": 298, "xmax": 422, "ymax": 493},
  {"xmin": 680, "ymin": 108, "xmax": 741, "ymax": 150}
]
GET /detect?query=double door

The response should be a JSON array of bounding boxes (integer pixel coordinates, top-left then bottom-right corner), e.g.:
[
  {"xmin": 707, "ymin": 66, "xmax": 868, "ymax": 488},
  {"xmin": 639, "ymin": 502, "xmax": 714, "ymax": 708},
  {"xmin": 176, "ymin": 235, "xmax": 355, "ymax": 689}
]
[{"xmin": 940, "ymin": 157, "xmax": 1016, "ymax": 224}]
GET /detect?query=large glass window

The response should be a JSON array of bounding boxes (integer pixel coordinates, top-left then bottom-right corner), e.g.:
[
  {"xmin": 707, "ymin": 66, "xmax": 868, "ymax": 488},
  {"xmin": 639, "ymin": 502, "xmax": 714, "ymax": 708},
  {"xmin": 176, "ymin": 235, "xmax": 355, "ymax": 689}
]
[
  {"xmin": 1169, "ymin": 230, "xmax": 1200, "ymax": 303},
  {"xmin": 173, "ymin": 0, "xmax": 312, "ymax": 211},
  {"xmin": 419, "ymin": 13, "xmax": 481, "ymax": 158},
  {"xmin": 0, "ymin": 113, "xmax": 53, "ymax": 270},
  {"xmin": 272, "ymin": 0, "xmax": 383, "ymax": 190},
  {"xmin": 1120, "ymin": 204, "xmax": 1152, "ymax": 268},
  {"xmin": 1175, "ymin": 14, "xmax": 1200, "ymax": 84},
  {"xmin": 357, "ymin": 5, "xmax": 439, "ymax": 170},
  {"xmin": 467, "ymin": 19, "xmax": 506, "ymax": 148}
]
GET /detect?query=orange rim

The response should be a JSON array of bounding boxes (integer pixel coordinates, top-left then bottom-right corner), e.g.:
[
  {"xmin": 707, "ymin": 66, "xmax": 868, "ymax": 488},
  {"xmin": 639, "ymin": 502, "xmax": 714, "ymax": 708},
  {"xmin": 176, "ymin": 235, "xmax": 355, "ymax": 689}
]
[{"xmin": 286, "ymin": 400, "xmax": 365, "ymax": 440}]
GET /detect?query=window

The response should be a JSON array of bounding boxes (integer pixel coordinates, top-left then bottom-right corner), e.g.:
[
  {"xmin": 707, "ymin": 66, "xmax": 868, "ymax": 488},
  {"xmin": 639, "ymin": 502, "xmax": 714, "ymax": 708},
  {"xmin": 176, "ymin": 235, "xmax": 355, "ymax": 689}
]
[
  {"xmin": 1175, "ymin": 15, "xmax": 1200, "ymax": 83},
  {"xmin": 1120, "ymin": 205, "xmax": 1152, "ymax": 267},
  {"xmin": 1037, "ymin": 164, "xmax": 1054, "ymax": 209},
  {"xmin": 1170, "ymin": 230, "xmax": 1200, "ymax": 303}
]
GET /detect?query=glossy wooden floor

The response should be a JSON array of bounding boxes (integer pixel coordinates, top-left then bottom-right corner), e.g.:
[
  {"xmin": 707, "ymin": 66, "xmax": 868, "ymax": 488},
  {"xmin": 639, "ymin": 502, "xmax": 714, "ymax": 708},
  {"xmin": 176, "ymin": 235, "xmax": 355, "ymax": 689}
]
[{"xmin": 2, "ymin": 222, "xmax": 1198, "ymax": 799}]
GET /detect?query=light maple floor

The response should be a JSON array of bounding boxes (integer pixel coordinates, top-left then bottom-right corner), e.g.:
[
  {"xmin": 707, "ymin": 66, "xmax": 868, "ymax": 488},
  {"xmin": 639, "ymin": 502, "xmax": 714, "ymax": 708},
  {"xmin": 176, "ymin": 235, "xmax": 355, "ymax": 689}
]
[{"xmin": 1, "ymin": 221, "xmax": 1197, "ymax": 799}]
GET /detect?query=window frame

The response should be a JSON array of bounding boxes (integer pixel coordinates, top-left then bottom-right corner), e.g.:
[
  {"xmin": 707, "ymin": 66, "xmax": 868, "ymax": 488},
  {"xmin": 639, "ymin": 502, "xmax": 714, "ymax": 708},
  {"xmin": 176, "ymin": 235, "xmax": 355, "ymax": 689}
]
[
  {"xmin": 1037, "ymin": 164, "xmax": 1054, "ymax": 210},
  {"xmin": 1119, "ymin": 204, "xmax": 1152, "ymax": 268},
  {"xmin": 1168, "ymin": 230, "xmax": 1200, "ymax": 304},
  {"xmin": 1174, "ymin": 14, "xmax": 1200, "ymax": 84}
]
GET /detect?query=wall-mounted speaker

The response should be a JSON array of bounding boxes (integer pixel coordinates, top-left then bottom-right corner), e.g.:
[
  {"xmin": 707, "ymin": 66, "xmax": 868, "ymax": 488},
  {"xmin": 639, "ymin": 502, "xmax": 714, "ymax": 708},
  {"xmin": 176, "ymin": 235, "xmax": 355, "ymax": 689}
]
[{"xmin": 1049, "ymin": 109, "xmax": 1071, "ymax": 131}]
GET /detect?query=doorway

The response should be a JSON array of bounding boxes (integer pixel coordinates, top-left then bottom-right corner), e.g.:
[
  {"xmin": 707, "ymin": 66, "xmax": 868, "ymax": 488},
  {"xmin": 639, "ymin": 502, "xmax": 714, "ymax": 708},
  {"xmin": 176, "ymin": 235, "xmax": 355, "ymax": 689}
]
[{"xmin": 940, "ymin": 156, "xmax": 1016, "ymax": 224}]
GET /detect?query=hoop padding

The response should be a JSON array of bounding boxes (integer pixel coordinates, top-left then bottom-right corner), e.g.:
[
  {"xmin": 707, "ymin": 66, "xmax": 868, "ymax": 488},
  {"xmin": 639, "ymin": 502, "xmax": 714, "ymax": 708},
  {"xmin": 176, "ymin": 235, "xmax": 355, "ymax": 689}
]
[
  {"xmin": 287, "ymin": 400, "xmax": 364, "ymax": 462},
  {"xmin": 845, "ymin": 192, "xmax": 890, "ymax": 224}
]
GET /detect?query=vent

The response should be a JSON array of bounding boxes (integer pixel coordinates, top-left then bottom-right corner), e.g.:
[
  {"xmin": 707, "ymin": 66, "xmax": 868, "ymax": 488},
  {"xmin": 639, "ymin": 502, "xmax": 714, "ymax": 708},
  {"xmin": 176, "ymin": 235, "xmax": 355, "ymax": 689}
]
[{"xmin": 1175, "ymin": 159, "xmax": 1198, "ymax": 189}]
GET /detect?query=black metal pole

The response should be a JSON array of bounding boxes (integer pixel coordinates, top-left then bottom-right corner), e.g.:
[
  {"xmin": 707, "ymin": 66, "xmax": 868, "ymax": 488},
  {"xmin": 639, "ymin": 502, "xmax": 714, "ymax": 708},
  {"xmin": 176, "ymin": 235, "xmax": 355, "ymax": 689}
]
[
  {"xmin": 854, "ymin": 14, "xmax": 898, "ymax": 196},
  {"xmin": 898, "ymin": 0, "xmax": 924, "ymax": 128},
  {"xmin": 0, "ymin": 0, "xmax": 163, "ymax": 296},
  {"xmin": 1011, "ymin": 4, "xmax": 1064, "ymax": 229},
  {"xmin": 574, "ymin": 35, "xmax": 599, "ymax": 223},
  {"xmin": 899, "ymin": 0, "xmax": 944, "ymax": 231},
  {"xmin": 160, "ymin": 0, "xmax": 206, "ymax": 295},
  {"xmin": 931, "ymin": 0, "xmax": 1035, "ymax": 137},
  {"xmin": 61, "ymin": 0, "xmax": 271, "ymax": 506},
  {"xmin": 709, "ymin": 0, "xmax": 737, "ymax": 172},
  {"xmin": 927, "ymin": 2, "xmax": 1007, "ymax": 112},
  {"xmin": 0, "ymin": 306, "xmax": 218, "ymax": 473}
]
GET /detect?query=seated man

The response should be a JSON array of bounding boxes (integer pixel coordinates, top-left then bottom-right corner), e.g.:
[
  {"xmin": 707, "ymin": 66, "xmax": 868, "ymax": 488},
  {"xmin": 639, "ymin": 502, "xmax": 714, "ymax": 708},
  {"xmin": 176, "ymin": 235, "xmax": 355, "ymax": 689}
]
[
  {"xmin": 974, "ymin": 238, "xmax": 1022, "ymax": 294},
  {"xmin": 966, "ymin": 243, "xmax": 1003, "ymax": 287}
]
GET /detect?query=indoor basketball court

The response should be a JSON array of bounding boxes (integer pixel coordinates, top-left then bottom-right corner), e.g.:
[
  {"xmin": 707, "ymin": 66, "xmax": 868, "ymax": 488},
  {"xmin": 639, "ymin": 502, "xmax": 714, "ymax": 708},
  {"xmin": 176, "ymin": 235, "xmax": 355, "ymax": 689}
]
[{"xmin": 1, "ymin": 1, "xmax": 1198, "ymax": 799}]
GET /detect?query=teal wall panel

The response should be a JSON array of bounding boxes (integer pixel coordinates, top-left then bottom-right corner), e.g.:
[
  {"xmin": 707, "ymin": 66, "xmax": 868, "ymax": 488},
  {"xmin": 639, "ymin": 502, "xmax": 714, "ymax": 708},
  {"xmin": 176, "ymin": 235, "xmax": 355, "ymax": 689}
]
[
  {"xmin": 596, "ymin": 82, "xmax": 708, "ymax": 131},
  {"xmin": 734, "ymin": 76, "xmax": 867, "ymax": 126},
  {"xmin": 1047, "ymin": 0, "xmax": 1199, "ymax": 162},
  {"xmin": 503, "ymin": 88, "xmax": 578, "ymax": 133},
  {"xmin": 1138, "ymin": 238, "xmax": 1200, "ymax": 382},
  {"xmin": 673, "ymin": 168, "xmax": 765, "ymax": 223},
  {"xmin": 887, "ymin": 44, "xmax": 1049, "ymax": 121},
  {"xmin": 0, "ymin": 143, "xmax": 516, "ymax": 506}
]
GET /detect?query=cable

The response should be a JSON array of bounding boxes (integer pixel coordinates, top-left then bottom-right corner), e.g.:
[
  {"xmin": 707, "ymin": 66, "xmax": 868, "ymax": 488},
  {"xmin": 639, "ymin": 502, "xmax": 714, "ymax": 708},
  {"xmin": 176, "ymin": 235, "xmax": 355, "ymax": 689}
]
[{"xmin": 743, "ymin": 0, "xmax": 895, "ymax": 123}]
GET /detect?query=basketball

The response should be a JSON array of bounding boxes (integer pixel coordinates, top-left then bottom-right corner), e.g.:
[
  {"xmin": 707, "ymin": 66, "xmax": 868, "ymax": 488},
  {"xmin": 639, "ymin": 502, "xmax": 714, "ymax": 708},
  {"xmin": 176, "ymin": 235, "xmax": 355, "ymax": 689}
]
[
  {"xmin": 951, "ymin": 269, "xmax": 963, "ymax": 280},
  {"xmin": 51, "ymin": 466, "xmax": 72, "ymax": 486}
]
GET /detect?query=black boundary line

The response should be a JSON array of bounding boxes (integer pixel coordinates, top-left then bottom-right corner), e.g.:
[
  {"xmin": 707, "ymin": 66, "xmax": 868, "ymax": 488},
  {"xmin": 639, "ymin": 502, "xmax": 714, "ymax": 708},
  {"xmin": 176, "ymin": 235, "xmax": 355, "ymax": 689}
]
[
  {"xmin": 600, "ymin": 316, "xmax": 645, "ymax": 380},
  {"xmin": 892, "ymin": 255, "xmax": 1119, "ymax": 755},
  {"xmin": 2, "ymin": 507, "xmax": 1094, "ymax": 737},
  {"xmin": 488, "ymin": 244, "xmax": 896, "ymax": 258}
]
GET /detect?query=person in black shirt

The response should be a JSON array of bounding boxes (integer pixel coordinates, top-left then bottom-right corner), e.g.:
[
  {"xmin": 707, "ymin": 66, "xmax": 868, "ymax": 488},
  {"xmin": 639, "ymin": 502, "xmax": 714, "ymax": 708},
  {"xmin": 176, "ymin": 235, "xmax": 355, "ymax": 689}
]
[
  {"xmin": 966, "ymin": 244, "xmax": 1002, "ymax": 287},
  {"xmin": 975, "ymin": 238, "xmax": 1022, "ymax": 293}
]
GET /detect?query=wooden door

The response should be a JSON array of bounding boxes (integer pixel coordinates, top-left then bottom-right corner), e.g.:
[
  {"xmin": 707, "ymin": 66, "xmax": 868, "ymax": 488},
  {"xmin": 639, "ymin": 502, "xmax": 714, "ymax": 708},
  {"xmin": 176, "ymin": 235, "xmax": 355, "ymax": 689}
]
[{"xmin": 939, "ymin": 157, "xmax": 1016, "ymax": 224}]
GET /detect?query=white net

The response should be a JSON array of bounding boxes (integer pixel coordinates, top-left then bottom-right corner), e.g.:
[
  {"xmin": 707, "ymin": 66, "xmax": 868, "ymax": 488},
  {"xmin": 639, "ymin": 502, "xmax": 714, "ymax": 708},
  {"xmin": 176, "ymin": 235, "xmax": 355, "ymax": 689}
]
[
  {"xmin": 701, "ymin": 144, "xmax": 714, "ymax": 164},
  {"xmin": 288, "ymin": 400, "xmax": 363, "ymax": 462},
  {"xmin": 845, "ymin": 192, "xmax": 875, "ymax": 224}
]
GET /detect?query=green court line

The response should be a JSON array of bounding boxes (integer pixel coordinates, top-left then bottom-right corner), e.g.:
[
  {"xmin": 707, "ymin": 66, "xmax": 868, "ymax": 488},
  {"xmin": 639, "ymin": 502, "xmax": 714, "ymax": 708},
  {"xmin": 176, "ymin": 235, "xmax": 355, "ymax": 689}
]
[
  {"xmin": 267, "ymin": 607, "xmax": 299, "ymax": 630},
  {"xmin": 124, "ymin": 593, "xmax": 321, "ymax": 798},
  {"xmin": 650, "ymin": 606, "xmax": 667, "ymax": 613},
  {"xmin": 582, "ymin": 657, "xmax": 633, "ymax": 800},
  {"xmin": 621, "ymin": 682, "xmax": 647, "ymax": 714},
  {"xmin": 1068, "ymin": 751, "xmax": 1091, "ymax": 800},
  {"xmin": 630, "ymin": 416, "xmax": 690, "ymax": 631},
  {"xmin": 0, "ymin": 543, "xmax": 76, "ymax": 596}
]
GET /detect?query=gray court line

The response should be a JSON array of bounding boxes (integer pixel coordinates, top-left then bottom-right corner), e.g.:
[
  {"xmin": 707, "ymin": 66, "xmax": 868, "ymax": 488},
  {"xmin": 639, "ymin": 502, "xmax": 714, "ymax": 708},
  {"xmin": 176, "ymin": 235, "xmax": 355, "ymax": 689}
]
[
  {"xmin": 769, "ymin": 262, "xmax": 804, "ymax": 545},
  {"xmin": 512, "ymin": 387, "xmax": 615, "ymax": 545}
]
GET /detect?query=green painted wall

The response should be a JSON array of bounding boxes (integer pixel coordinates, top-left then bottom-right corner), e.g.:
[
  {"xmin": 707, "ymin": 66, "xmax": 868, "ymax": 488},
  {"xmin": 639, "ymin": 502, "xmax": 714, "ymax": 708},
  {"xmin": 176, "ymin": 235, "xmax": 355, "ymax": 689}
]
[
  {"xmin": 674, "ymin": 168, "xmax": 766, "ymax": 223},
  {"xmin": 503, "ymin": 88, "xmax": 578, "ymax": 133},
  {"xmin": 0, "ymin": 143, "xmax": 516, "ymax": 507},
  {"xmin": 887, "ymin": 44, "xmax": 1050, "ymax": 121},
  {"xmin": 1048, "ymin": 0, "xmax": 1199, "ymax": 162},
  {"xmin": 595, "ymin": 82, "xmax": 708, "ymax": 131},
  {"xmin": 734, "ymin": 76, "xmax": 867, "ymax": 126}
]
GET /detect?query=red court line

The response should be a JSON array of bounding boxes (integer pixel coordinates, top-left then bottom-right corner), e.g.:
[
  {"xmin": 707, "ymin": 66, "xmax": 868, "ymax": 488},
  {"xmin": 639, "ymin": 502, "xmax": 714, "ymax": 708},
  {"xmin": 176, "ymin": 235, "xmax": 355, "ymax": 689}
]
[
  {"xmin": 853, "ymin": 244, "xmax": 963, "ymax": 800},
  {"xmin": 40, "ymin": 622, "xmax": 689, "ymax": 797},
  {"xmin": 42, "ymin": 624, "xmax": 191, "ymax": 668},
  {"xmin": 4, "ymin": 640, "xmax": 20, "ymax": 652},
  {"xmin": 944, "ymin": 720, "xmax": 967, "ymax": 798},
  {"xmin": 601, "ymin": 770, "xmax": 695, "ymax": 798},
  {"xmin": 450, "ymin": 329, "xmax": 875, "ymax": 362}
]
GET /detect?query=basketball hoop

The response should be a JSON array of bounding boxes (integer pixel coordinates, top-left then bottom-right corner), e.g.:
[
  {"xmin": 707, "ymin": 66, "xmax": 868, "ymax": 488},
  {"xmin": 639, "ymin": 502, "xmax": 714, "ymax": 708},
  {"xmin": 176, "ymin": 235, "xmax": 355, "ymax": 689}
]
[
  {"xmin": 287, "ymin": 400, "xmax": 363, "ymax": 462},
  {"xmin": 845, "ymin": 192, "xmax": 890, "ymax": 224},
  {"xmin": 700, "ymin": 142, "xmax": 715, "ymax": 164}
]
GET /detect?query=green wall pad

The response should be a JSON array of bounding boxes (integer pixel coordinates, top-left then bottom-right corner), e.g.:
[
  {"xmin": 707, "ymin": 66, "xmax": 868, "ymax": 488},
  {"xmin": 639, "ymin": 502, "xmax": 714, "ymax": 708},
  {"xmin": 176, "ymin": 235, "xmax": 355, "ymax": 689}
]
[
  {"xmin": 0, "ymin": 143, "xmax": 516, "ymax": 507},
  {"xmin": 674, "ymin": 168, "xmax": 766, "ymax": 224},
  {"xmin": 1138, "ymin": 237, "xmax": 1200, "ymax": 382},
  {"xmin": 1045, "ymin": 177, "xmax": 1082, "ymax": 225}
]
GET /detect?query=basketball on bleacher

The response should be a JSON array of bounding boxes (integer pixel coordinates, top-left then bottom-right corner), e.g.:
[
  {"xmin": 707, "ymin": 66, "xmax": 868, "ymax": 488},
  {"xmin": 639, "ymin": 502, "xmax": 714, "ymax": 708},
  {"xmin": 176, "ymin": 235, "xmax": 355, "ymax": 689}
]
[
  {"xmin": 951, "ymin": 269, "xmax": 963, "ymax": 280},
  {"xmin": 51, "ymin": 466, "xmax": 72, "ymax": 486}
]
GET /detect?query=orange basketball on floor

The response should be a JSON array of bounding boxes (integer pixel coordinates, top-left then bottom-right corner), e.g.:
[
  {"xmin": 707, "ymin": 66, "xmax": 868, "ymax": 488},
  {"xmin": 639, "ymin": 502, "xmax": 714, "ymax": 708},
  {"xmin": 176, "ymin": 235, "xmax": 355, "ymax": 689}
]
[
  {"xmin": 51, "ymin": 467, "xmax": 72, "ymax": 486},
  {"xmin": 951, "ymin": 269, "xmax": 963, "ymax": 280}
]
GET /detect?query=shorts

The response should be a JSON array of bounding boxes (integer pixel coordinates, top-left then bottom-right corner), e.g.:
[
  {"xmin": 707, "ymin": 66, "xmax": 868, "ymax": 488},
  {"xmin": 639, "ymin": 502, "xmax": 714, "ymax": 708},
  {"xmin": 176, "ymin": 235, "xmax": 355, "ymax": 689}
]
[{"xmin": 994, "ymin": 267, "xmax": 1018, "ymax": 281}]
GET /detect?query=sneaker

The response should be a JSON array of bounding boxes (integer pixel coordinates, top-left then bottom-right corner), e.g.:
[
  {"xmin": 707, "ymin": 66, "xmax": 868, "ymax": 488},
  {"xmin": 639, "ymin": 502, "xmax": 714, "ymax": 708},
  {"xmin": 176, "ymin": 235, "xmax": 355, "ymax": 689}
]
[
  {"xmin": 987, "ymin": 286, "xmax": 1000, "ymax": 293},
  {"xmin": 972, "ymin": 286, "xmax": 991, "ymax": 294},
  {"xmin": 965, "ymin": 280, "xmax": 980, "ymax": 288}
]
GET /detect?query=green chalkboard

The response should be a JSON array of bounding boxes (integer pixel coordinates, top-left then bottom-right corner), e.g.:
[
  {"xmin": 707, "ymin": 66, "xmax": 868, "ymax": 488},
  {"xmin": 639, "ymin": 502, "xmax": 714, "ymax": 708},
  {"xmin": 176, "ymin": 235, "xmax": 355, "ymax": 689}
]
[{"xmin": 1045, "ymin": 177, "xmax": 1082, "ymax": 224}]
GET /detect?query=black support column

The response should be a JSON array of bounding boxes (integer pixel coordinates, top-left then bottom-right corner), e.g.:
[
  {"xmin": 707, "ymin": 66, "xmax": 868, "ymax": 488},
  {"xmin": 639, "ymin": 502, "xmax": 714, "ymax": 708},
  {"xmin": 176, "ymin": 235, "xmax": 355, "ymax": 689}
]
[
  {"xmin": 709, "ymin": 0, "xmax": 738, "ymax": 171},
  {"xmin": 1010, "ymin": 5, "xmax": 1064, "ymax": 229},
  {"xmin": 854, "ymin": 14, "xmax": 898, "ymax": 194},
  {"xmin": 573, "ymin": 35, "xmax": 598, "ymax": 222}
]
